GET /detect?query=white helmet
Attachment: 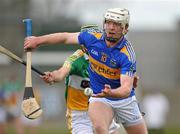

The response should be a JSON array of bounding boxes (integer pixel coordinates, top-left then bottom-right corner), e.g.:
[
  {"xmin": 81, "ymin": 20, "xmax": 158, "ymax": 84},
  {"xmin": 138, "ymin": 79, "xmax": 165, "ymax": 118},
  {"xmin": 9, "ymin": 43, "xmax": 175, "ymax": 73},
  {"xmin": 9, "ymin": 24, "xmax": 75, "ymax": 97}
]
[{"xmin": 104, "ymin": 8, "xmax": 130, "ymax": 27}]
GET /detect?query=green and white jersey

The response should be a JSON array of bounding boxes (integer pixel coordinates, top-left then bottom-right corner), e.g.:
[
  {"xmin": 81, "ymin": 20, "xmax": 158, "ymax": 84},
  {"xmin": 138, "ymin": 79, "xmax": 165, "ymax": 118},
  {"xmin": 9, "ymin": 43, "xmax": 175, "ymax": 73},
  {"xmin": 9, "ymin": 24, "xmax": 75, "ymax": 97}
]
[{"xmin": 63, "ymin": 49, "xmax": 89, "ymax": 110}]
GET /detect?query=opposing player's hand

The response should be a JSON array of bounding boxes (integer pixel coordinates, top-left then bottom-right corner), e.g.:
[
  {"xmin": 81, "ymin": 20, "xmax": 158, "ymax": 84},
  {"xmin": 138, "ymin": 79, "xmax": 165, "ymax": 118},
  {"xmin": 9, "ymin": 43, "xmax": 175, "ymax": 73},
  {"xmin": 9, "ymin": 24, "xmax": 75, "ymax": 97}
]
[
  {"xmin": 40, "ymin": 72, "xmax": 55, "ymax": 85},
  {"xmin": 24, "ymin": 36, "xmax": 39, "ymax": 50},
  {"xmin": 92, "ymin": 84, "xmax": 112, "ymax": 98}
]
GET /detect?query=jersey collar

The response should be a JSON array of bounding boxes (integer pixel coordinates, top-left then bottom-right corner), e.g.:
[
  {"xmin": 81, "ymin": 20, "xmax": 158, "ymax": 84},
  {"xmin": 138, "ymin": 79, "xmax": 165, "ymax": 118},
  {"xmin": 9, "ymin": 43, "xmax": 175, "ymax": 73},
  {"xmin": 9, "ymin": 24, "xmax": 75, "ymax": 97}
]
[
  {"xmin": 115, "ymin": 36, "xmax": 126, "ymax": 50},
  {"xmin": 101, "ymin": 34, "xmax": 126, "ymax": 50}
]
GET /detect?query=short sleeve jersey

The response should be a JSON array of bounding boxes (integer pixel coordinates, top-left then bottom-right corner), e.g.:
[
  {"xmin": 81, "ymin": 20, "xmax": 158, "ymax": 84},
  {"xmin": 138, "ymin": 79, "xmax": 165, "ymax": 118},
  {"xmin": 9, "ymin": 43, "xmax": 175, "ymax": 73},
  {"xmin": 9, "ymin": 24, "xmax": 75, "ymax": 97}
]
[{"xmin": 78, "ymin": 31, "xmax": 136, "ymax": 100}]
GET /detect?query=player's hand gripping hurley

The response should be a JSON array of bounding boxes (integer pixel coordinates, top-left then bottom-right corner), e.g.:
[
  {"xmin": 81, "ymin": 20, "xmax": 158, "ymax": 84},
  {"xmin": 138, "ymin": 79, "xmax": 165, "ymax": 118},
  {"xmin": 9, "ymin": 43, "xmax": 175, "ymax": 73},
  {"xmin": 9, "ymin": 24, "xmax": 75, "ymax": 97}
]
[{"xmin": 21, "ymin": 19, "xmax": 42, "ymax": 119}]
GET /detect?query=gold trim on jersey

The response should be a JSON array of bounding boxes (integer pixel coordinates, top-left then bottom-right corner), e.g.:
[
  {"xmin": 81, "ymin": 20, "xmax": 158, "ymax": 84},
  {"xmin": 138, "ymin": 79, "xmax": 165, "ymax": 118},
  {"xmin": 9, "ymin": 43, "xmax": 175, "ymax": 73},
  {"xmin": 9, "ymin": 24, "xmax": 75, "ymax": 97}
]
[
  {"xmin": 89, "ymin": 56, "xmax": 120, "ymax": 80},
  {"xmin": 63, "ymin": 49, "xmax": 84, "ymax": 69},
  {"xmin": 91, "ymin": 32, "xmax": 103, "ymax": 39},
  {"xmin": 63, "ymin": 61, "xmax": 71, "ymax": 68},
  {"xmin": 120, "ymin": 46, "xmax": 130, "ymax": 60}
]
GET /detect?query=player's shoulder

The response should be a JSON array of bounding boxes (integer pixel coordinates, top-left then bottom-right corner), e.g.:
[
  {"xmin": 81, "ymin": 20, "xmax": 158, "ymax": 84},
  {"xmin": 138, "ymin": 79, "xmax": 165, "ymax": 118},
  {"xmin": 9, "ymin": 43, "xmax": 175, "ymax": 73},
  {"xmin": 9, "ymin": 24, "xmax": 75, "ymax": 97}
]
[
  {"xmin": 85, "ymin": 30, "xmax": 103, "ymax": 39},
  {"xmin": 71, "ymin": 49, "xmax": 84, "ymax": 58},
  {"xmin": 80, "ymin": 24, "xmax": 103, "ymax": 40},
  {"xmin": 120, "ymin": 39, "xmax": 136, "ymax": 62},
  {"xmin": 90, "ymin": 32, "xmax": 103, "ymax": 39},
  {"xmin": 66, "ymin": 49, "xmax": 84, "ymax": 63},
  {"xmin": 63, "ymin": 49, "xmax": 84, "ymax": 69}
]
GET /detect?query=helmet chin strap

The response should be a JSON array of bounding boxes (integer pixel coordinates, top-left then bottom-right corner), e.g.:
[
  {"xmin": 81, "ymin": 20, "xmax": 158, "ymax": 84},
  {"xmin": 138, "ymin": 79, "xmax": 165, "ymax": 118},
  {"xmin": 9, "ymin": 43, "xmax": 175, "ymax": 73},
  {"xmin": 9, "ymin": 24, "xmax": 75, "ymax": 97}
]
[
  {"xmin": 103, "ymin": 29, "xmax": 124, "ymax": 43},
  {"xmin": 105, "ymin": 35, "xmax": 119, "ymax": 43}
]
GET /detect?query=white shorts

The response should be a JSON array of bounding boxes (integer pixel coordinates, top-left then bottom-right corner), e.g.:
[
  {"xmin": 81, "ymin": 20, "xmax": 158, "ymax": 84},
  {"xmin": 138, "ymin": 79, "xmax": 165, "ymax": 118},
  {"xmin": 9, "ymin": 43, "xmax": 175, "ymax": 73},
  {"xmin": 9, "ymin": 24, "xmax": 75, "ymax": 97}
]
[
  {"xmin": 66, "ymin": 109, "xmax": 120, "ymax": 134},
  {"xmin": 66, "ymin": 109, "xmax": 93, "ymax": 134},
  {"xmin": 89, "ymin": 96, "xmax": 143, "ymax": 127},
  {"xmin": 109, "ymin": 119, "xmax": 120, "ymax": 133}
]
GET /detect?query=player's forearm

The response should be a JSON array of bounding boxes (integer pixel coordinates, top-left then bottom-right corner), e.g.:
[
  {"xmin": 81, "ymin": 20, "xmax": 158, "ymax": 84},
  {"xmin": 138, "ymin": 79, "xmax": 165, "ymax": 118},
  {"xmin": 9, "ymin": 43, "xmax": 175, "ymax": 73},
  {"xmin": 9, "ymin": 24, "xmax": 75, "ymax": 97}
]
[
  {"xmin": 24, "ymin": 32, "xmax": 79, "ymax": 50},
  {"xmin": 36, "ymin": 33, "xmax": 68, "ymax": 46},
  {"xmin": 110, "ymin": 74, "xmax": 133, "ymax": 98},
  {"xmin": 51, "ymin": 70, "xmax": 65, "ymax": 82},
  {"xmin": 36, "ymin": 32, "xmax": 79, "ymax": 47},
  {"xmin": 52, "ymin": 67, "xmax": 70, "ymax": 82},
  {"xmin": 111, "ymin": 86, "xmax": 131, "ymax": 98}
]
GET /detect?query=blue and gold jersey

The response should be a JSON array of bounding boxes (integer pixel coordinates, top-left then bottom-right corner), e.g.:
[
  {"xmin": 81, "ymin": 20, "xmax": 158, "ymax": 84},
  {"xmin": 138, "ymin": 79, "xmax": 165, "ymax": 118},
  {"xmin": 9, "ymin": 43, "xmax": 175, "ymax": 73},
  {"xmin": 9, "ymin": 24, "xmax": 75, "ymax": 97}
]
[{"xmin": 78, "ymin": 31, "xmax": 136, "ymax": 100}]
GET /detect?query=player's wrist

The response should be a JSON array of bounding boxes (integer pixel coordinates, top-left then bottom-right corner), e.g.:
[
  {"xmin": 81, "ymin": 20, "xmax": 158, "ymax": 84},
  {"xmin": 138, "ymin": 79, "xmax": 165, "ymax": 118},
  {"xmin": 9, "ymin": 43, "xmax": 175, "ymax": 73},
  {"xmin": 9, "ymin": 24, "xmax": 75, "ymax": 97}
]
[
  {"xmin": 36, "ymin": 37, "xmax": 43, "ymax": 47},
  {"xmin": 51, "ymin": 71, "xmax": 60, "ymax": 82},
  {"xmin": 112, "ymin": 87, "xmax": 131, "ymax": 98}
]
